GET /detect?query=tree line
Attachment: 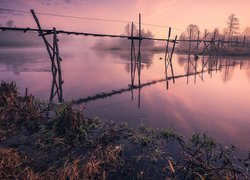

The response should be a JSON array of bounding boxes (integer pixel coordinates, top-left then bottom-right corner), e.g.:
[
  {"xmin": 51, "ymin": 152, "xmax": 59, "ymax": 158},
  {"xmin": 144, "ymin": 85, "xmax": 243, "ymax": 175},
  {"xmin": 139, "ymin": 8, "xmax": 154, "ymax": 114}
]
[{"xmin": 179, "ymin": 14, "xmax": 250, "ymax": 45}]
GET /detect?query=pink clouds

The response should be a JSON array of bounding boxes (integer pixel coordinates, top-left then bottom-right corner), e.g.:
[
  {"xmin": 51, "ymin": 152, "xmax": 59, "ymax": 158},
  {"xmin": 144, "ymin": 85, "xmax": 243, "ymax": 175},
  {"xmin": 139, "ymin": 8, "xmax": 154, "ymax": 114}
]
[{"xmin": 0, "ymin": 0, "xmax": 250, "ymax": 39}]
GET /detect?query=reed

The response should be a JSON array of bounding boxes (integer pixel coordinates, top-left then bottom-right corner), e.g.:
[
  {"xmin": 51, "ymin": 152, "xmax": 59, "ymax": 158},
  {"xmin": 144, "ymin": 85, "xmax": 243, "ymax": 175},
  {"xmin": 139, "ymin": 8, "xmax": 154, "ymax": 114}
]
[{"xmin": 0, "ymin": 82, "xmax": 249, "ymax": 179}]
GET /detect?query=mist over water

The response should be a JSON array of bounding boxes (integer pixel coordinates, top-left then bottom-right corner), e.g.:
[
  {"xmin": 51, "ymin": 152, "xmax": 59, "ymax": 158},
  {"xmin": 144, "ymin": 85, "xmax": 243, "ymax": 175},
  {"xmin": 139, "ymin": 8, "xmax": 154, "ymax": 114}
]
[{"xmin": 0, "ymin": 37, "xmax": 250, "ymax": 150}]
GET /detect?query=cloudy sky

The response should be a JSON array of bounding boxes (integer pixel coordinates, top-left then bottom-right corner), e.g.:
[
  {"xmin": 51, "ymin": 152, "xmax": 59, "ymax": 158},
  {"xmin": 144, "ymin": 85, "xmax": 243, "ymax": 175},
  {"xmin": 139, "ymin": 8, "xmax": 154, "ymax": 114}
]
[{"xmin": 0, "ymin": 0, "xmax": 250, "ymax": 38}]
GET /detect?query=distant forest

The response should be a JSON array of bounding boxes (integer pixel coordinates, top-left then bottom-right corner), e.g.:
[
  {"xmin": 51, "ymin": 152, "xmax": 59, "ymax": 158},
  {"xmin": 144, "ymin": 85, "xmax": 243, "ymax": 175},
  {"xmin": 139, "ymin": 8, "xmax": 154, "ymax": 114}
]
[
  {"xmin": 178, "ymin": 14, "xmax": 250, "ymax": 50},
  {"xmin": 1, "ymin": 14, "xmax": 250, "ymax": 49}
]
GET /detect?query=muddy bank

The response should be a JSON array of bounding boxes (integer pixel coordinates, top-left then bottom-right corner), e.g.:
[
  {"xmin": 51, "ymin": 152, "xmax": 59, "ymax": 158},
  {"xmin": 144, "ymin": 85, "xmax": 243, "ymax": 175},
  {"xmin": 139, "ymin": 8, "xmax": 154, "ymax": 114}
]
[{"xmin": 0, "ymin": 82, "xmax": 249, "ymax": 179}]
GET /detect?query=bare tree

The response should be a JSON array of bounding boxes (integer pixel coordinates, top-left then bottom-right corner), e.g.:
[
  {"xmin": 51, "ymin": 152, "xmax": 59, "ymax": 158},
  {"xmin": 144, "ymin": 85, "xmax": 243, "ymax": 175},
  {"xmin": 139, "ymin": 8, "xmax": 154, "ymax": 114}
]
[
  {"xmin": 243, "ymin": 27, "xmax": 250, "ymax": 38},
  {"xmin": 123, "ymin": 23, "xmax": 132, "ymax": 36},
  {"xmin": 212, "ymin": 28, "xmax": 220, "ymax": 37},
  {"xmin": 186, "ymin": 24, "xmax": 199, "ymax": 39},
  {"xmin": 178, "ymin": 32, "xmax": 187, "ymax": 50},
  {"xmin": 222, "ymin": 28, "xmax": 229, "ymax": 40},
  {"xmin": 227, "ymin": 14, "xmax": 240, "ymax": 44},
  {"xmin": 122, "ymin": 23, "xmax": 154, "ymax": 39},
  {"xmin": 121, "ymin": 23, "xmax": 154, "ymax": 47},
  {"xmin": 209, "ymin": 28, "xmax": 223, "ymax": 40},
  {"xmin": 5, "ymin": 20, "xmax": 14, "ymax": 27}
]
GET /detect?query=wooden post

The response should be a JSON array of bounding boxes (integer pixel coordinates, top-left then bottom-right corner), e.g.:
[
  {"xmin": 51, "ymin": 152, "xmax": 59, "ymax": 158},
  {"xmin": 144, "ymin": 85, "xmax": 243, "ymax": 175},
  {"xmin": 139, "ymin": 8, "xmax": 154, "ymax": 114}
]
[
  {"xmin": 50, "ymin": 28, "xmax": 58, "ymax": 101},
  {"xmin": 137, "ymin": 14, "xmax": 142, "ymax": 108},
  {"xmin": 31, "ymin": 9, "xmax": 63, "ymax": 102},
  {"xmin": 209, "ymin": 39, "xmax": 214, "ymax": 57},
  {"xmin": 195, "ymin": 30, "xmax": 200, "ymax": 56},
  {"xmin": 169, "ymin": 35, "xmax": 177, "ymax": 83},
  {"xmin": 216, "ymin": 39, "xmax": 221, "ymax": 57},
  {"xmin": 139, "ymin": 13, "xmax": 141, "ymax": 39},
  {"xmin": 194, "ymin": 56, "xmax": 197, "ymax": 83},
  {"xmin": 164, "ymin": 27, "xmax": 171, "ymax": 89},
  {"xmin": 54, "ymin": 28, "xmax": 63, "ymax": 102},
  {"xmin": 201, "ymin": 56, "xmax": 205, "ymax": 80},
  {"xmin": 137, "ymin": 13, "xmax": 142, "ymax": 88},
  {"xmin": 243, "ymin": 36, "xmax": 246, "ymax": 47},
  {"xmin": 130, "ymin": 22, "xmax": 135, "ymax": 89},
  {"xmin": 202, "ymin": 30, "xmax": 208, "ymax": 56},
  {"xmin": 164, "ymin": 27, "xmax": 171, "ymax": 61},
  {"xmin": 25, "ymin": 87, "xmax": 28, "ymax": 101},
  {"xmin": 210, "ymin": 31, "xmax": 217, "ymax": 57},
  {"xmin": 188, "ymin": 29, "xmax": 192, "ymax": 55},
  {"xmin": 138, "ymin": 87, "xmax": 141, "ymax": 108},
  {"xmin": 31, "ymin": 9, "xmax": 53, "ymax": 61},
  {"xmin": 164, "ymin": 56, "xmax": 169, "ymax": 90},
  {"xmin": 187, "ymin": 55, "xmax": 190, "ymax": 85}
]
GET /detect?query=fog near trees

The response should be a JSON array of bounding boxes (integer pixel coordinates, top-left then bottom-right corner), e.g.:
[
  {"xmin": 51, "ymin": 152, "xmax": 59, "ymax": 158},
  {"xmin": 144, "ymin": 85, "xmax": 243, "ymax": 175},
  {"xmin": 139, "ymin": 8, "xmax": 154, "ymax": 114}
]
[
  {"xmin": 93, "ymin": 23, "xmax": 155, "ymax": 50},
  {"xmin": 0, "ymin": 19, "xmax": 99, "ymax": 48},
  {"xmin": 178, "ymin": 14, "xmax": 250, "ymax": 50},
  {"xmin": 227, "ymin": 14, "xmax": 240, "ymax": 42},
  {"xmin": 1, "ymin": 14, "xmax": 249, "ymax": 50}
]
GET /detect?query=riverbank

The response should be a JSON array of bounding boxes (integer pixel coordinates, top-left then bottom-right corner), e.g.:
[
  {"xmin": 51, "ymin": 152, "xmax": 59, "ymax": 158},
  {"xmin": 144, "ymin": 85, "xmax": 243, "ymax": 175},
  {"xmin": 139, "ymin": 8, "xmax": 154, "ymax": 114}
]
[
  {"xmin": 152, "ymin": 46, "xmax": 250, "ymax": 56},
  {"xmin": 0, "ymin": 82, "xmax": 249, "ymax": 179}
]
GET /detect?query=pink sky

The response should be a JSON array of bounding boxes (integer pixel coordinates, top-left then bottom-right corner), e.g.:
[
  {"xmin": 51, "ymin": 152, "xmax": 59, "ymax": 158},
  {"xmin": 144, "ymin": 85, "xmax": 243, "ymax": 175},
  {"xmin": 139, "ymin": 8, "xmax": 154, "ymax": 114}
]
[{"xmin": 0, "ymin": 0, "xmax": 250, "ymax": 38}]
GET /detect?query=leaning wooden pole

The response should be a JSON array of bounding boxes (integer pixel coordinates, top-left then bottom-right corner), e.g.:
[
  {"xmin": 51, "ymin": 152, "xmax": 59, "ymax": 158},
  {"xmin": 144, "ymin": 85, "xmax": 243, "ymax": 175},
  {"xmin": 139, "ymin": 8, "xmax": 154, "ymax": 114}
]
[
  {"xmin": 195, "ymin": 30, "xmax": 200, "ymax": 56},
  {"xmin": 169, "ymin": 35, "xmax": 177, "ymax": 83},
  {"xmin": 164, "ymin": 27, "xmax": 171, "ymax": 89},
  {"xmin": 164, "ymin": 27, "xmax": 171, "ymax": 61},
  {"xmin": 188, "ymin": 29, "xmax": 192, "ymax": 56},
  {"xmin": 130, "ymin": 22, "xmax": 135, "ymax": 88},
  {"xmin": 53, "ymin": 28, "xmax": 63, "ymax": 102},
  {"xmin": 31, "ymin": 9, "xmax": 63, "ymax": 102},
  {"xmin": 31, "ymin": 9, "xmax": 53, "ymax": 61}
]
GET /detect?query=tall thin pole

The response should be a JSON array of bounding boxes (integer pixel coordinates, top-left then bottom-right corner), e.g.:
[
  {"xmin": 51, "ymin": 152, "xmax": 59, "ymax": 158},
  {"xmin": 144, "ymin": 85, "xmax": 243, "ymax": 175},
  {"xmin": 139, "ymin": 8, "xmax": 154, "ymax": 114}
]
[
  {"xmin": 188, "ymin": 29, "xmax": 192, "ymax": 56},
  {"xmin": 137, "ymin": 14, "xmax": 142, "ymax": 108},
  {"xmin": 31, "ymin": 9, "xmax": 53, "ymax": 61},
  {"xmin": 139, "ymin": 13, "xmax": 141, "ymax": 39},
  {"xmin": 169, "ymin": 35, "xmax": 177, "ymax": 83},
  {"xmin": 137, "ymin": 14, "xmax": 142, "ymax": 88},
  {"xmin": 31, "ymin": 9, "xmax": 63, "ymax": 102},
  {"xmin": 54, "ymin": 28, "xmax": 63, "ymax": 102},
  {"xmin": 164, "ymin": 27, "xmax": 171, "ymax": 61}
]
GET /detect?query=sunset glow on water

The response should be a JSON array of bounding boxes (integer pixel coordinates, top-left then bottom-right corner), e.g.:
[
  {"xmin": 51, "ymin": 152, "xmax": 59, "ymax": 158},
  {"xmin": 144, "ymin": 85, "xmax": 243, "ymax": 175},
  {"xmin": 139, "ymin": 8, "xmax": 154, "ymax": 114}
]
[{"xmin": 1, "ymin": 0, "xmax": 250, "ymax": 151}]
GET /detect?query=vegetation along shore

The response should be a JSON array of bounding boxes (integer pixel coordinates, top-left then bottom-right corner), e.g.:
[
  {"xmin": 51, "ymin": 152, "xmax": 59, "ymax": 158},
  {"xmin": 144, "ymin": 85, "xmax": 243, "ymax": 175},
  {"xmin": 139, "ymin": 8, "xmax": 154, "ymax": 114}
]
[{"xmin": 0, "ymin": 81, "xmax": 249, "ymax": 179}]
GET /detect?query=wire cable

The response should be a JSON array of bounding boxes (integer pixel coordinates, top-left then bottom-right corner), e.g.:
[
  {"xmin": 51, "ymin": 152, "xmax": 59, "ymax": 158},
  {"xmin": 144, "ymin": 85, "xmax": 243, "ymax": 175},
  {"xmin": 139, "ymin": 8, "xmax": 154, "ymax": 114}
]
[{"xmin": 0, "ymin": 7, "xmax": 185, "ymax": 32}]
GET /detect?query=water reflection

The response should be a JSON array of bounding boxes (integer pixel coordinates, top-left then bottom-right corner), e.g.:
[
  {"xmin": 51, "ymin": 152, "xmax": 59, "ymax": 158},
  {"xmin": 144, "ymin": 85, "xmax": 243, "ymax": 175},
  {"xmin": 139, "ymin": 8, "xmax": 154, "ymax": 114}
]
[
  {"xmin": 50, "ymin": 67, "xmax": 63, "ymax": 102},
  {"xmin": 1, "ymin": 46, "xmax": 250, "ymax": 149},
  {"xmin": 72, "ymin": 52, "xmax": 250, "ymax": 106},
  {"xmin": 0, "ymin": 48, "xmax": 50, "ymax": 74},
  {"xmin": 164, "ymin": 34, "xmax": 177, "ymax": 89},
  {"xmin": 175, "ymin": 54, "xmax": 250, "ymax": 86},
  {"xmin": 1, "ymin": 48, "xmax": 249, "ymax": 104}
]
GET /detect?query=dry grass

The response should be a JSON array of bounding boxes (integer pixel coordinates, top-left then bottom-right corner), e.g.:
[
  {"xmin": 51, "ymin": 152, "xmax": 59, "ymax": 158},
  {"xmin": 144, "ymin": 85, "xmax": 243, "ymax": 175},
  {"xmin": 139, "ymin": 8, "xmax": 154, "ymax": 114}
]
[
  {"xmin": 49, "ymin": 145, "xmax": 123, "ymax": 180},
  {"xmin": 0, "ymin": 148, "xmax": 39, "ymax": 179},
  {"xmin": 0, "ymin": 81, "xmax": 43, "ymax": 139},
  {"xmin": 58, "ymin": 159, "xmax": 82, "ymax": 180},
  {"xmin": 0, "ymin": 82, "xmax": 249, "ymax": 179},
  {"xmin": 83, "ymin": 145, "xmax": 123, "ymax": 179}
]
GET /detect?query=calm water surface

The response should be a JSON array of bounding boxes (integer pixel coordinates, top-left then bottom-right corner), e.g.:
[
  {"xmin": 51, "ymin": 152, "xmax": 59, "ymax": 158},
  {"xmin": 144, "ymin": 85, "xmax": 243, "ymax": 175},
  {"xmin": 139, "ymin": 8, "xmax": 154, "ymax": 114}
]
[{"xmin": 1, "ymin": 44, "xmax": 250, "ymax": 149}]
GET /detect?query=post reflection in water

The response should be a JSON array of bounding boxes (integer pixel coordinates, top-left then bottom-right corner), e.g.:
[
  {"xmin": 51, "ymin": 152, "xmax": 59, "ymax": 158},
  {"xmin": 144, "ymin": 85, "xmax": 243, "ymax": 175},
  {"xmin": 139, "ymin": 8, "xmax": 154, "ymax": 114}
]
[
  {"xmin": 1, "ymin": 46, "xmax": 250, "ymax": 148},
  {"xmin": 185, "ymin": 54, "xmax": 229, "ymax": 85},
  {"xmin": 164, "ymin": 28, "xmax": 177, "ymax": 90},
  {"xmin": 47, "ymin": 44, "xmax": 245, "ymax": 109},
  {"xmin": 70, "ymin": 50, "xmax": 245, "ymax": 107},
  {"xmin": 48, "ymin": 30, "xmax": 64, "ymax": 103},
  {"xmin": 50, "ymin": 70, "xmax": 64, "ymax": 102},
  {"xmin": 129, "ymin": 22, "xmax": 142, "ymax": 107}
]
